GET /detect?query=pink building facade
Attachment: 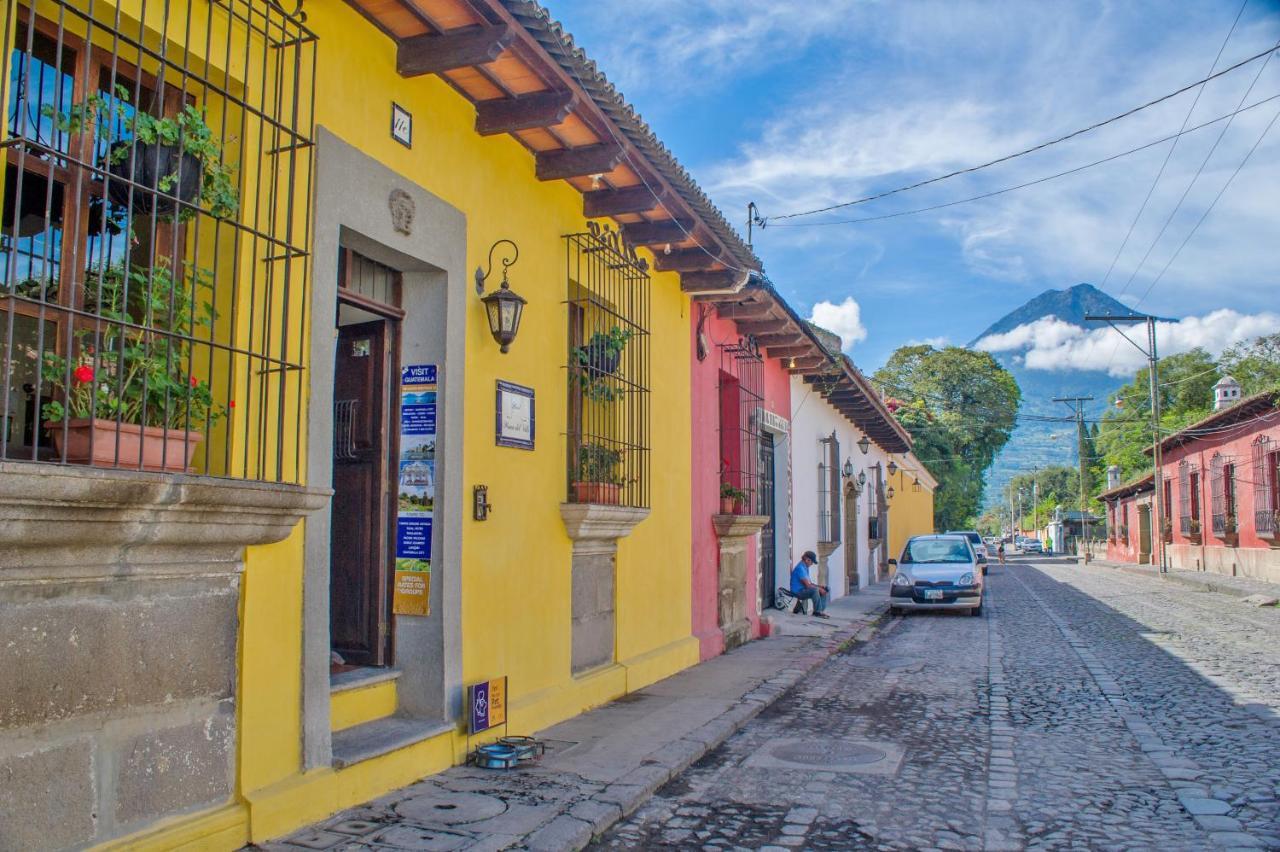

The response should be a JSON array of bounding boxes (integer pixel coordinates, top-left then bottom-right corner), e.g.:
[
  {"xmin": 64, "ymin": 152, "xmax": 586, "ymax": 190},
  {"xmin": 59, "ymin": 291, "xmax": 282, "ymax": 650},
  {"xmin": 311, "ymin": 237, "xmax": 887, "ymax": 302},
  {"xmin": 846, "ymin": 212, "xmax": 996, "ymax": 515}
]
[{"xmin": 1101, "ymin": 389, "xmax": 1280, "ymax": 583}]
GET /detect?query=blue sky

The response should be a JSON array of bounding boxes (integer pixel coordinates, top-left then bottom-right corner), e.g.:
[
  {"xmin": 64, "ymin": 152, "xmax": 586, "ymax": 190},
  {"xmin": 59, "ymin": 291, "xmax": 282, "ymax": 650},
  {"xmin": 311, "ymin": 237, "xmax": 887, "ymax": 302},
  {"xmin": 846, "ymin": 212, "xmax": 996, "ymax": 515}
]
[{"xmin": 549, "ymin": 0, "xmax": 1280, "ymax": 373}]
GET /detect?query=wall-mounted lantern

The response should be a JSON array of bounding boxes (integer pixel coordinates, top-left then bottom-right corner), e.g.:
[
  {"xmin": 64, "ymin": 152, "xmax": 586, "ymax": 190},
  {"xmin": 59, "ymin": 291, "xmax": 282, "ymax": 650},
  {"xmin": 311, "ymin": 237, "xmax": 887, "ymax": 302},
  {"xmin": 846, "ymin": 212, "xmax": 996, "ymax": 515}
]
[
  {"xmin": 857, "ymin": 435, "xmax": 871, "ymax": 455},
  {"xmin": 887, "ymin": 460, "xmax": 898, "ymax": 477},
  {"xmin": 887, "ymin": 485, "xmax": 896, "ymax": 500},
  {"xmin": 475, "ymin": 239, "xmax": 526, "ymax": 353},
  {"xmin": 858, "ymin": 470, "xmax": 867, "ymax": 488},
  {"xmin": 842, "ymin": 459, "xmax": 854, "ymax": 479},
  {"xmin": 913, "ymin": 476, "xmax": 922, "ymax": 492}
]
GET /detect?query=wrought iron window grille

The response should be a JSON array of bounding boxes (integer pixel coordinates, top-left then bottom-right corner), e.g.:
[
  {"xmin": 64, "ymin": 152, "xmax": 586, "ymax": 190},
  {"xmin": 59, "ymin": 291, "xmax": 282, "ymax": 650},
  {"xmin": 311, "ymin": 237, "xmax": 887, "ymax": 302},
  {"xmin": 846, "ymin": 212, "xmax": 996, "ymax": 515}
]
[
  {"xmin": 0, "ymin": 0, "xmax": 316, "ymax": 483},
  {"xmin": 718, "ymin": 335, "xmax": 762, "ymax": 514},
  {"xmin": 564, "ymin": 225, "xmax": 650, "ymax": 509},
  {"xmin": 817, "ymin": 432, "xmax": 841, "ymax": 544}
]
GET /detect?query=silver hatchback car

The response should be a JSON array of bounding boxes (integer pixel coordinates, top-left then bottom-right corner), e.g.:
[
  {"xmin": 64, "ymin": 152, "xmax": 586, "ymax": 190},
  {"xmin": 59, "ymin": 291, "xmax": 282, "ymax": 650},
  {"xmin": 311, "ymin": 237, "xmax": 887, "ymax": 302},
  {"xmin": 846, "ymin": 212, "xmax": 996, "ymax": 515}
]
[{"xmin": 888, "ymin": 534, "xmax": 985, "ymax": 617}]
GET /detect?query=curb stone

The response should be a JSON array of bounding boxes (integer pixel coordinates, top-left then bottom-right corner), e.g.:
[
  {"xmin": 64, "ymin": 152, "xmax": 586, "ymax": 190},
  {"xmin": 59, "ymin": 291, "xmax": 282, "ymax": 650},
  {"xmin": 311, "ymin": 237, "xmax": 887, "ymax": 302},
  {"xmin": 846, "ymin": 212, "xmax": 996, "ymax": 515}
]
[{"xmin": 573, "ymin": 603, "xmax": 892, "ymax": 848}]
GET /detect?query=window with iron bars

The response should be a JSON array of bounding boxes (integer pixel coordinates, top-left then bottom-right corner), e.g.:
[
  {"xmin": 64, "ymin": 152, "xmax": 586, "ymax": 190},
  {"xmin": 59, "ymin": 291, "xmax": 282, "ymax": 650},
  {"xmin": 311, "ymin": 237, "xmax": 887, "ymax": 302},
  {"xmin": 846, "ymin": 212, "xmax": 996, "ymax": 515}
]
[
  {"xmin": 1209, "ymin": 452, "xmax": 1237, "ymax": 536},
  {"xmin": 0, "ymin": 0, "xmax": 315, "ymax": 482},
  {"xmin": 717, "ymin": 336, "xmax": 762, "ymax": 513},
  {"xmin": 1253, "ymin": 435, "xmax": 1279, "ymax": 536},
  {"xmin": 1178, "ymin": 460, "xmax": 1201, "ymax": 535},
  {"xmin": 565, "ymin": 225, "xmax": 649, "ymax": 509},
  {"xmin": 817, "ymin": 432, "xmax": 840, "ymax": 543}
]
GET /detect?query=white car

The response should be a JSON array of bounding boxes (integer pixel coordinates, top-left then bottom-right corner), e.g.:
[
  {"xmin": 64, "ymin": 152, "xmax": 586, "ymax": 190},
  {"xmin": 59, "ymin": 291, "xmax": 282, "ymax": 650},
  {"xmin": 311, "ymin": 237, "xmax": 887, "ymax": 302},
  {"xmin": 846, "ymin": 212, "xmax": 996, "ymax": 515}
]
[
  {"xmin": 946, "ymin": 530, "xmax": 989, "ymax": 573},
  {"xmin": 889, "ymin": 535, "xmax": 985, "ymax": 617}
]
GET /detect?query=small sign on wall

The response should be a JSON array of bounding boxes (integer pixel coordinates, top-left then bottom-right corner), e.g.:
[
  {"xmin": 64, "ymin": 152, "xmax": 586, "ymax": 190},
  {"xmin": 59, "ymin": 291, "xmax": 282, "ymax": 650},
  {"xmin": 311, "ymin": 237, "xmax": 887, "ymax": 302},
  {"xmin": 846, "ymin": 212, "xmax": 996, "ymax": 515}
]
[
  {"xmin": 393, "ymin": 570, "xmax": 430, "ymax": 616},
  {"xmin": 469, "ymin": 676, "xmax": 508, "ymax": 734},
  {"xmin": 391, "ymin": 102, "xmax": 413, "ymax": 148},
  {"xmin": 495, "ymin": 381, "xmax": 534, "ymax": 449}
]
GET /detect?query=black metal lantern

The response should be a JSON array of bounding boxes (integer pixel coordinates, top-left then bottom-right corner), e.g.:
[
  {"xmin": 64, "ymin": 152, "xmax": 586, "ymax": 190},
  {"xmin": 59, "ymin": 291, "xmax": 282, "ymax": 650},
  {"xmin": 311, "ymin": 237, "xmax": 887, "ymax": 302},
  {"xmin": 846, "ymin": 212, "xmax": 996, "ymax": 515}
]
[
  {"xmin": 857, "ymin": 435, "xmax": 871, "ymax": 455},
  {"xmin": 913, "ymin": 476, "xmax": 922, "ymax": 492},
  {"xmin": 842, "ymin": 459, "xmax": 854, "ymax": 479},
  {"xmin": 887, "ymin": 485, "xmax": 896, "ymax": 499},
  {"xmin": 887, "ymin": 460, "xmax": 898, "ymax": 477},
  {"xmin": 857, "ymin": 470, "xmax": 867, "ymax": 488},
  {"xmin": 475, "ymin": 239, "xmax": 526, "ymax": 353}
]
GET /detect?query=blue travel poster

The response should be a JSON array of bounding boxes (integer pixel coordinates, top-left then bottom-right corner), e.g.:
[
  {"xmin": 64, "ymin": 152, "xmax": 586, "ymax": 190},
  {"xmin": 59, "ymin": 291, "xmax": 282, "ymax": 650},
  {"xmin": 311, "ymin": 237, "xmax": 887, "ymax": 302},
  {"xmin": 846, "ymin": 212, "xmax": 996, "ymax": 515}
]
[{"xmin": 396, "ymin": 364, "xmax": 436, "ymax": 575}]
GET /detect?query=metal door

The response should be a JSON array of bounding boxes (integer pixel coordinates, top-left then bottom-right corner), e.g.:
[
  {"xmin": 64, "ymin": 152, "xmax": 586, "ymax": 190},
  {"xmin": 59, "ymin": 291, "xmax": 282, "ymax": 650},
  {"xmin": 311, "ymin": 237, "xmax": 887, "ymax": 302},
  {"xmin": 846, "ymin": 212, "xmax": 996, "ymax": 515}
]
[{"xmin": 758, "ymin": 432, "xmax": 777, "ymax": 609}]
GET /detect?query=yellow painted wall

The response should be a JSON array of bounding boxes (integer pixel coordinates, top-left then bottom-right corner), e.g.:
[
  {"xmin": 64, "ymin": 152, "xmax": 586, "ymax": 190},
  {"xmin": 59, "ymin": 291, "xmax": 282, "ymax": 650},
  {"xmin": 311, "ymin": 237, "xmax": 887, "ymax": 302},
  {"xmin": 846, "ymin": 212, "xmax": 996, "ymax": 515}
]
[
  {"xmin": 888, "ymin": 482, "xmax": 936, "ymax": 561},
  {"xmin": 232, "ymin": 0, "xmax": 696, "ymax": 842}
]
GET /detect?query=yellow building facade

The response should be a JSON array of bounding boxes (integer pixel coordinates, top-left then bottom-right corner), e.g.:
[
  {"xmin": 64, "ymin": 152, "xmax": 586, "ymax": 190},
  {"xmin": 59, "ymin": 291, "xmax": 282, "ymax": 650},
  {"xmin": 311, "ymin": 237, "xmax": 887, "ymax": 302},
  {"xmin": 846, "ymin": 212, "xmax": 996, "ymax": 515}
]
[{"xmin": 886, "ymin": 455, "xmax": 939, "ymax": 562}]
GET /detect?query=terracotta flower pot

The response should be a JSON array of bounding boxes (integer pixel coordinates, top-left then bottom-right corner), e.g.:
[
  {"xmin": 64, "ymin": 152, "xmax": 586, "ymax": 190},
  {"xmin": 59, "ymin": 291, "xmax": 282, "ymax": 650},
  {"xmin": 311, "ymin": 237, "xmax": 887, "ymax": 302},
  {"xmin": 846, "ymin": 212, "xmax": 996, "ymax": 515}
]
[
  {"xmin": 720, "ymin": 497, "xmax": 739, "ymax": 515},
  {"xmin": 572, "ymin": 481, "xmax": 621, "ymax": 505},
  {"xmin": 45, "ymin": 418, "xmax": 202, "ymax": 472}
]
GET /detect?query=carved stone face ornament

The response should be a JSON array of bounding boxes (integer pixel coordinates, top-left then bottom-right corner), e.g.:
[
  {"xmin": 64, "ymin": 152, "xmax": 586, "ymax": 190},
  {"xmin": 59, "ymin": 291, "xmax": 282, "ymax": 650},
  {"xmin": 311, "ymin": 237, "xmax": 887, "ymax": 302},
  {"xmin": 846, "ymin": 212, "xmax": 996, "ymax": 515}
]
[{"xmin": 389, "ymin": 188, "xmax": 415, "ymax": 235}]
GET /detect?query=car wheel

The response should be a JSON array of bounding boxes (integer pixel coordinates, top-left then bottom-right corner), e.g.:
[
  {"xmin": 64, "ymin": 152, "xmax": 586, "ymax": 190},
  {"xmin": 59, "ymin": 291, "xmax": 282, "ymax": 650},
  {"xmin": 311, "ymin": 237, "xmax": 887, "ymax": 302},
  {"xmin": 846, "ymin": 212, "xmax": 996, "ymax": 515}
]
[
  {"xmin": 970, "ymin": 601, "xmax": 983, "ymax": 617},
  {"xmin": 890, "ymin": 606, "xmax": 903, "ymax": 617}
]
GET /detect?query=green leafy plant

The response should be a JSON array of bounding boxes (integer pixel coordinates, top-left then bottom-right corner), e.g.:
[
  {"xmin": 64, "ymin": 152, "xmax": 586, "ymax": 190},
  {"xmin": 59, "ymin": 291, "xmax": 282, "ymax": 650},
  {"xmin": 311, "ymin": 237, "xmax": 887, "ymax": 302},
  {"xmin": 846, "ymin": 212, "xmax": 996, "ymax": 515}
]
[
  {"xmin": 38, "ymin": 259, "xmax": 227, "ymax": 431},
  {"xmin": 572, "ymin": 327, "xmax": 633, "ymax": 403},
  {"xmin": 576, "ymin": 442, "xmax": 623, "ymax": 484},
  {"xmin": 44, "ymin": 85, "xmax": 239, "ymax": 220},
  {"xmin": 720, "ymin": 482, "xmax": 749, "ymax": 503},
  {"xmin": 1224, "ymin": 513, "xmax": 1238, "ymax": 534}
]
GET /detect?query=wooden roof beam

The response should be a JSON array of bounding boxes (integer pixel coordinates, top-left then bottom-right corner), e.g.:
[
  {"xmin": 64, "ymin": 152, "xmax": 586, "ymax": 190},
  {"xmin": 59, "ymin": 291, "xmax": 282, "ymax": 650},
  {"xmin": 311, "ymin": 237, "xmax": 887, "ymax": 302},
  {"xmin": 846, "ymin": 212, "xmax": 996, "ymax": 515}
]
[
  {"xmin": 583, "ymin": 186, "xmax": 662, "ymax": 218},
  {"xmin": 765, "ymin": 344, "xmax": 812, "ymax": 358},
  {"xmin": 536, "ymin": 143, "xmax": 624, "ymax": 181},
  {"xmin": 714, "ymin": 301, "xmax": 776, "ymax": 320},
  {"xmin": 785, "ymin": 356, "xmax": 827, "ymax": 370},
  {"xmin": 621, "ymin": 219, "xmax": 694, "ymax": 247},
  {"xmin": 680, "ymin": 270, "xmax": 743, "ymax": 294},
  {"xmin": 653, "ymin": 248, "xmax": 722, "ymax": 273},
  {"xmin": 397, "ymin": 24, "xmax": 515, "ymax": 78},
  {"xmin": 476, "ymin": 90, "xmax": 577, "ymax": 136},
  {"xmin": 752, "ymin": 332, "xmax": 805, "ymax": 346},
  {"xmin": 734, "ymin": 319, "xmax": 792, "ymax": 336}
]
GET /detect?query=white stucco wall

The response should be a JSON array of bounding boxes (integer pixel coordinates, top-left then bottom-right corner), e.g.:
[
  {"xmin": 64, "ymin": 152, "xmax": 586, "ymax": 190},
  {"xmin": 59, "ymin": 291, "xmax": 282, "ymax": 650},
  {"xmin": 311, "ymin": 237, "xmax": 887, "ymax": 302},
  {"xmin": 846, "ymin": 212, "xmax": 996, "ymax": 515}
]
[{"xmin": 788, "ymin": 376, "xmax": 894, "ymax": 598}]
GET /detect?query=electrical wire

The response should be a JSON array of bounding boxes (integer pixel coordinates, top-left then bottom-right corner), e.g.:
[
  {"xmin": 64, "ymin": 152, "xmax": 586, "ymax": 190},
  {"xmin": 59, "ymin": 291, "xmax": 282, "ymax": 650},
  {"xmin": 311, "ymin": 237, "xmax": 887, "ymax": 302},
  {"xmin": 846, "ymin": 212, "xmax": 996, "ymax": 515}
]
[
  {"xmin": 1132, "ymin": 102, "xmax": 1280, "ymax": 311},
  {"xmin": 1098, "ymin": 0, "xmax": 1249, "ymax": 291},
  {"xmin": 764, "ymin": 92, "xmax": 1280, "ymax": 228},
  {"xmin": 762, "ymin": 43, "xmax": 1280, "ymax": 223}
]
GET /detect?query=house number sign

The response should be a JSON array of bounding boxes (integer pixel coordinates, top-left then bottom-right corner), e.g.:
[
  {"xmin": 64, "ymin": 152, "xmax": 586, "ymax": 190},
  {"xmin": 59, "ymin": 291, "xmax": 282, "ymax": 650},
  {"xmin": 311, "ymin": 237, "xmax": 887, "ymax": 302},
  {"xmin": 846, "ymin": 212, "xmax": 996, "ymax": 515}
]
[
  {"xmin": 495, "ymin": 380, "xmax": 534, "ymax": 450},
  {"xmin": 391, "ymin": 102, "xmax": 412, "ymax": 148}
]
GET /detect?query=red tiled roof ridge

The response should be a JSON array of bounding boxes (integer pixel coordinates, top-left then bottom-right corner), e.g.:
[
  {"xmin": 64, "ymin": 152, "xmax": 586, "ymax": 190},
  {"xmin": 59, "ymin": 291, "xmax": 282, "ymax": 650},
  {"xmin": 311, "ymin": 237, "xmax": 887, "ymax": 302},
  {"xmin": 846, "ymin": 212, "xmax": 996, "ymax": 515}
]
[{"xmin": 1147, "ymin": 388, "xmax": 1280, "ymax": 454}]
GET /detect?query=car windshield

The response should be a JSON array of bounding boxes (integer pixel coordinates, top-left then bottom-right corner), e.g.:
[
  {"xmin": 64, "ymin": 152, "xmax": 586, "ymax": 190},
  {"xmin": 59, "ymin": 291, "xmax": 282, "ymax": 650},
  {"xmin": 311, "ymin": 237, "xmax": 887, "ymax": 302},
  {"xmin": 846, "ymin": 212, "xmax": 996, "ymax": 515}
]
[
  {"xmin": 947, "ymin": 531, "xmax": 983, "ymax": 546},
  {"xmin": 903, "ymin": 539, "xmax": 972, "ymax": 564}
]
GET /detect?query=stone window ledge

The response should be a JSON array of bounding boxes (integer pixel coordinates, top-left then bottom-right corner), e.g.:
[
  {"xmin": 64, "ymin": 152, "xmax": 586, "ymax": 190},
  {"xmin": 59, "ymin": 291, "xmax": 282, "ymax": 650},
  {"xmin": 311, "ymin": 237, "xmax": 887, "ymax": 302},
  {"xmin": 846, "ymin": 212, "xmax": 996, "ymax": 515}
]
[
  {"xmin": 0, "ymin": 461, "xmax": 331, "ymax": 577},
  {"xmin": 711, "ymin": 514, "xmax": 768, "ymax": 540}
]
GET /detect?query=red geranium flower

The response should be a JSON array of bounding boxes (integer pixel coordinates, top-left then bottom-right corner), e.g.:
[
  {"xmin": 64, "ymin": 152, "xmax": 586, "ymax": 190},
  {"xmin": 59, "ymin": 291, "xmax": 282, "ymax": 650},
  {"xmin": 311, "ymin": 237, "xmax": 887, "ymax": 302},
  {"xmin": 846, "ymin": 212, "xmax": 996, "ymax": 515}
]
[
  {"xmin": 73, "ymin": 364, "xmax": 94, "ymax": 383},
  {"xmin": 229, "ymin": 400, "xmax": 236, "ymax": 409},
  {"xmin": 189, "ymin": 375, "xmax": 199, "ymax": 388}
]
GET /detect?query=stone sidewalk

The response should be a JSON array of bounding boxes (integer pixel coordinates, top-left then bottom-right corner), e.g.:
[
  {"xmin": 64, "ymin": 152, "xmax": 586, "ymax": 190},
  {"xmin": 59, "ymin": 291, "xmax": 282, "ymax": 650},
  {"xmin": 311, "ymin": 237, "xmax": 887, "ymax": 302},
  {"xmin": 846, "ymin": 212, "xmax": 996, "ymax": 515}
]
[
  {"xmin": 1088, "ymin": 558, "xmax": 1280, "ymax": 604},
  {"xmin": 259, "ymin": 585, "xmax": 891, "ymax": 852}
]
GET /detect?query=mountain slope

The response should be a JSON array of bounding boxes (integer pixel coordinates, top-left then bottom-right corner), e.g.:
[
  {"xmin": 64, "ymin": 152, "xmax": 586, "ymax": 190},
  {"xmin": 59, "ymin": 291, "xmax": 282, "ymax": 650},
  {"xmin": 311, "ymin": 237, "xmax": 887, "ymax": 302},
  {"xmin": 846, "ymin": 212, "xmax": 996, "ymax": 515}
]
[
  {"xmin": 972, "ymin": 284, "xmax": 1174, "ymax": 509},
  {"xmin": 969, "ymin": 283, "xmax": 1150, "ymax": 347}
]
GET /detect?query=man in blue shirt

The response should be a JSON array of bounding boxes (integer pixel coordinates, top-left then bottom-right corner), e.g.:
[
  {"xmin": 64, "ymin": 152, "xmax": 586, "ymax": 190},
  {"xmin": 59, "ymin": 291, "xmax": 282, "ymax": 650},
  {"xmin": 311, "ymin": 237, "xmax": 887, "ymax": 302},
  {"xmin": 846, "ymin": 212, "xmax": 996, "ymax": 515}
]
[{"xmin": 790, "ymin": 550, "xmax": 830, "ymax": 618}]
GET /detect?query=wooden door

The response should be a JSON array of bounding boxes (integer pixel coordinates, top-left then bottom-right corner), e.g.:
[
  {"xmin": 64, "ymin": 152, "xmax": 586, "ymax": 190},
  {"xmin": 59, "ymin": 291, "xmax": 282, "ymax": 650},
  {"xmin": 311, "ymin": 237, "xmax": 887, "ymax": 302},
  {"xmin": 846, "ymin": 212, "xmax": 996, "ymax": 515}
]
[{"xmin": 331, "ymin": 319, "xmax": 392, "ymax": 666}]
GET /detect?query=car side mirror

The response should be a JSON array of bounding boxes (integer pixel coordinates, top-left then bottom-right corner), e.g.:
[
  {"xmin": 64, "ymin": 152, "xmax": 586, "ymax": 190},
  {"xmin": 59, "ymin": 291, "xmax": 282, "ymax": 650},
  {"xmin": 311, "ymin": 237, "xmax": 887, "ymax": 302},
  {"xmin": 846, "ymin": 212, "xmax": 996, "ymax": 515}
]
[
  {"xmin": 887, "ymin": 558, "xmax": 898, "ymax": 568},
  {"xmin": 976, "ymin": 554, "xmax": 988, "ymax": 563}
]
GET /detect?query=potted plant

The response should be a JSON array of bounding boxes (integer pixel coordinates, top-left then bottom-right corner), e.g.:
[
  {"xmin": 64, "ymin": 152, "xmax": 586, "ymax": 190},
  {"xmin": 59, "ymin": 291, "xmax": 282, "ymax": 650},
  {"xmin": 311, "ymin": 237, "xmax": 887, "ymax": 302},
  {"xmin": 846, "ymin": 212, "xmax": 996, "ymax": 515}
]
[
  {"xmin": 572, "ymin": 326, "xmax": 632, "ymax": 402},
  {"xmin": 45, "ymin": 85, "xmax": 239, "ymax": 220},
  {"xmin": 38, "ymin": 258, "xmax": 226, "ymax": 472},
  {"xmin": 719, "ymin": 482, "xmax": 749, "ymax": 515},
  {"xmin": 572, "ymin": 442, "xmax": 623, "ymax": 504},
  {"xmin": 1188, "ymin": 518, "xmax": 1202, "ymax": 539},
  {"xmin": 1224, "ymin": 512, "xmax": 1238, "ymax": 536}
]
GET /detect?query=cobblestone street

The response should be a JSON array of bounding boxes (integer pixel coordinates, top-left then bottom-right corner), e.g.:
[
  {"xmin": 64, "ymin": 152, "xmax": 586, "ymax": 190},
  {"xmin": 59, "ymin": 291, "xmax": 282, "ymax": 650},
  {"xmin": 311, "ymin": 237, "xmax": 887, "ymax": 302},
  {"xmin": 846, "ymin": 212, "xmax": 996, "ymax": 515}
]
[{"xmin": 596, "ymin": 559, "xmax": 1280, "ymax": 851}]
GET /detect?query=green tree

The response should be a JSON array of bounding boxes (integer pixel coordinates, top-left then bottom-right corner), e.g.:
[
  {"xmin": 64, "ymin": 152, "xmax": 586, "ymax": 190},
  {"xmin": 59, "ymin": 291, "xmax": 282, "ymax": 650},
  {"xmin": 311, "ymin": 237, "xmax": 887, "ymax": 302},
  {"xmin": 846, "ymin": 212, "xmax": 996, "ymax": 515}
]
[
  {"xmin": 874, "ymin": 345, "xmax": 1021, "ymax": 530},
  {"xmin": 1220, "ymin": 333, "xmax": 1280, "ymax": 392}
]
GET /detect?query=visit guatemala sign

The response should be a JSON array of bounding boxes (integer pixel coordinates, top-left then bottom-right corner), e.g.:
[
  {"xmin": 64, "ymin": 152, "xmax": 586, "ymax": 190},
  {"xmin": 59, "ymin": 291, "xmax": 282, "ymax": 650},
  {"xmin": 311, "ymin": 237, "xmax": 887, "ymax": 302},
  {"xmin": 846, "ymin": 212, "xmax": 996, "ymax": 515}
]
[{"xmin": 394, "ymin": 364, "xmax": 436, "ymax": 615}]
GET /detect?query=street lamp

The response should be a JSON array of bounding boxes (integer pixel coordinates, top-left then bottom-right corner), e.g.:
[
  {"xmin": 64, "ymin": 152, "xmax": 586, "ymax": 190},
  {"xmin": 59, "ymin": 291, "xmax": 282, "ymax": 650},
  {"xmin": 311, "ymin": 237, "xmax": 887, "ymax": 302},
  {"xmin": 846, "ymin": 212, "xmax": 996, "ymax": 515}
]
[
  {"xmin": 887, "ymin": 460, "xmax": 898, "ymax": 477},
  {"xmin": 857, "ymin": 435, "xmax": 871, "ymax": 455},
  {"xmin": 475, "ymin": 239, "xmax": 527, "ymax": 353}
]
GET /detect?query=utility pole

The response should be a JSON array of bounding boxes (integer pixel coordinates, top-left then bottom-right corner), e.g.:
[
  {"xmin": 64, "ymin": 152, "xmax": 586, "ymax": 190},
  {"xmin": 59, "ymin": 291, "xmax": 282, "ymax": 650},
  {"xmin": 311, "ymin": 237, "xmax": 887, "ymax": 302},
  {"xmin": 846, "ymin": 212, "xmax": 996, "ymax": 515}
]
[
  {"xmin": 1085, "ymin": 314, "xmax": 1166, "ymax": 572},
  {"xmin": 1055, "ymin": 396, "xmax": 1095, "ymax": 562},
  {"xmin": 1032, "ymin": 466, "xmax": 1039, "ymax": 542}
]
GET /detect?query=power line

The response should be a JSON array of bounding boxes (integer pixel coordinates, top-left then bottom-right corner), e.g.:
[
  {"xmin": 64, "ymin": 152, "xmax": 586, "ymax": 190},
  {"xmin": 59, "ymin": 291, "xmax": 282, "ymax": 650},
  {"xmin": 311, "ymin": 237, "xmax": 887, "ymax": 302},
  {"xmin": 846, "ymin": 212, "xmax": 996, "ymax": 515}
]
[
  {"xmin": 1133, "ymin": 102, "xmax": 1280, "ymax": 310},
  {"xmin": 762, "ymin": 43, "xmax": 1280, "ymax": 223},
  {"xmin": 1098, "ymin": 0, "xmax": 1249, "ymax": 291},
  {"xmin": 765, "ymin": 92, "xmax": 1280, "ymax": 229},
  {"xmin": 1116, "ymin": 36, "xmax": 1279, "ymax": 300}
]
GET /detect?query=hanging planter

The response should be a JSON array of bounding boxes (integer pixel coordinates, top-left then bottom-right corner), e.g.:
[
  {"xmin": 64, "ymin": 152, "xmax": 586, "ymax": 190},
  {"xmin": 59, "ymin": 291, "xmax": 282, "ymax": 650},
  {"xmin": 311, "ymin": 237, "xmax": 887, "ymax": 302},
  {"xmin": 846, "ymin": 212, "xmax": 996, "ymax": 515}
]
[
  {"xmin": 574, "ymin": 327, "xmax": 633, "ymax": 379},
  {"xmin": 107, "ymin": 141, "xmax": 202, "ymax": 217}
]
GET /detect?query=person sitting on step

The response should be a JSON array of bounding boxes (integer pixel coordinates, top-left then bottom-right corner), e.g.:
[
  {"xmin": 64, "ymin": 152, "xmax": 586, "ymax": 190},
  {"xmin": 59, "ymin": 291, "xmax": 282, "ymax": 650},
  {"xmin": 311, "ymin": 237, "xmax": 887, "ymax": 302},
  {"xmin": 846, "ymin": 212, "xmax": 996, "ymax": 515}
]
[{"xmin": 790, "ymin": 550, "xmax": 830, "ymax": 619}]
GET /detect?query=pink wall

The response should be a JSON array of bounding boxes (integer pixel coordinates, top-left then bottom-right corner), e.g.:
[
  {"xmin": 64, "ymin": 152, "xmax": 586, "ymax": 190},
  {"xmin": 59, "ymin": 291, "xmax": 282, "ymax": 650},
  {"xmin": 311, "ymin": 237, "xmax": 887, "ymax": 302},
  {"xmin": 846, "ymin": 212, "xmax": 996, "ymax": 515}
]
[
  {"xmin": 690, "ymin": 310, "xmax": 791, "ymax": 661},
  {"xmin": 1163, "ymin": 422, "xmax": 1280, "ymax": 551},
  {"xmin": 1104, "ymin": 492, "xmax": 1149, "ymax": 563}
]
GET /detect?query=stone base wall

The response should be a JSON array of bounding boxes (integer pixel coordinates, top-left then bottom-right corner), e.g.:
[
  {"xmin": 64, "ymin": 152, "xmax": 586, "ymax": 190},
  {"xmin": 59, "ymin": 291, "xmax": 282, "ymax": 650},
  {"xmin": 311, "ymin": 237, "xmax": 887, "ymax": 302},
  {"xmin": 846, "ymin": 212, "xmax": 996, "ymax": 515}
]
[
  {"xmin": 1167, "ymin": 542, "xmax": 1280, "ymax": 585},
  {"xmin": 0, "ymin": 463, "xmax": 328, "ymax": 849}
]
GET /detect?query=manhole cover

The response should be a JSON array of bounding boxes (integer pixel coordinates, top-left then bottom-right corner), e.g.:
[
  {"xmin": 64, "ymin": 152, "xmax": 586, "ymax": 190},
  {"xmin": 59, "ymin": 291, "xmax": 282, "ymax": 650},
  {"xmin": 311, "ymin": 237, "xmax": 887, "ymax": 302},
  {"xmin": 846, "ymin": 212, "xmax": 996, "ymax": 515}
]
[
  {"xmin": 370, "ymin": 824, "xmax": 471, "ymax": 851},
  {"xmin": 745, "ymin": 738, "xmax": 904, "ymax": 775},
  {"xmin": 395, "ymin": 790, "xmax": 507, "ymax": 825},
  {"xmin": 771, "ymin": 742, "xmax": 886, "ymax": 766}
]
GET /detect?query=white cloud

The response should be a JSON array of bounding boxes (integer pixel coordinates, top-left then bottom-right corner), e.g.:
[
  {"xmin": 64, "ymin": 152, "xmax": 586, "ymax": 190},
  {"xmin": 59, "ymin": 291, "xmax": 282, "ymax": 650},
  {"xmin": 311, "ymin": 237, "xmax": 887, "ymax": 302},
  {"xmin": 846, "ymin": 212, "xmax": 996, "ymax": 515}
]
[
  {"xmin": 908, "ymin": 336, "xmax": 951, "ymax": 348},
  {"xmin": 974, "ymin": 310, "xmax": 1280, "ymax": 376},
  {"xmin": 808, "ymin": 297, "xmax": 867, "ymax": 352}
]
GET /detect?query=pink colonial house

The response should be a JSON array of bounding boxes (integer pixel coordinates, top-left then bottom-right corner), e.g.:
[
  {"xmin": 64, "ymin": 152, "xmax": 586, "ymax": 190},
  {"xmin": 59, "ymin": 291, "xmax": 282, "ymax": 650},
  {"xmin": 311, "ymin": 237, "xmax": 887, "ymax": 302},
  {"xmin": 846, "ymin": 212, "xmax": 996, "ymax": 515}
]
[
  {"xmin": 1102, "ymin": 379, "xmax": 1280, "ymax": 583},
  {"xmin": 1099, "ymin": 473, "xmax": 1155, "ymax": 565}
]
